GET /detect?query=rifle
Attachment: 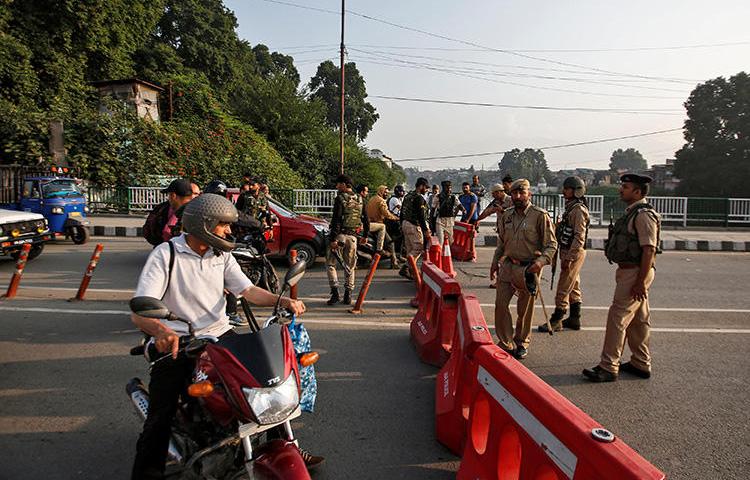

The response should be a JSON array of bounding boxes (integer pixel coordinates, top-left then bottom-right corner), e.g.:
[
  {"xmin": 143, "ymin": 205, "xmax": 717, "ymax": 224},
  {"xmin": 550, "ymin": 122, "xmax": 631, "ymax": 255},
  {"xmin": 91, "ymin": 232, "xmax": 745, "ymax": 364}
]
[{"xmin": 331, "ymin": 245, "xmax": 353, "ymax": 276}]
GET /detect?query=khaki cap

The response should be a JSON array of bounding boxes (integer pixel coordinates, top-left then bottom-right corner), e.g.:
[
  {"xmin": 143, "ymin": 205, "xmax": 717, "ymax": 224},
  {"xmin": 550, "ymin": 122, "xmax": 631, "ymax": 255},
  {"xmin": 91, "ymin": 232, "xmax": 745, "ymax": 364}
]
[
  {"xmin": 490, "ymin": 183, "xmax": 504, "ymax": 193},
  {"xmin": 510, "ymin": 179, "xmax": 531, "ymax": 192}
]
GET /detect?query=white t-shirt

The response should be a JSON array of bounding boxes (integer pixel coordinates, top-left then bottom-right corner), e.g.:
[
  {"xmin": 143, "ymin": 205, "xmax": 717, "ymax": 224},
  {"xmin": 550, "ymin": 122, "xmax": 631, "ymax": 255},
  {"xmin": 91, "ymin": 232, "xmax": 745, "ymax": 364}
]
[
  {"xmin": 134, "ymin": 234, "xmax": 253, "ymax": 337},
  {"xmin": 388, "ymin": 196, "xmax": 402, "ymax": 216}
]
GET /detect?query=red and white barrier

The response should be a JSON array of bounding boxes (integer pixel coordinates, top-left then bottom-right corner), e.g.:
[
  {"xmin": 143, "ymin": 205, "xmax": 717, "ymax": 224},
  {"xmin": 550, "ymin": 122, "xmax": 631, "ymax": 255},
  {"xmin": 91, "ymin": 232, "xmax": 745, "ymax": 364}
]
[
  {"xmin": 435, "ymin": 294, "xmax": 494, "ymax": 455},
  {"xmin": 441, "ymin": 234, "xmax": 456, "ymax": 278},
  {"xmin": 69, "ymin": 243, "xmax": 104, "ymax": 302},
  {"xmin": 1, "ymin": 243, "xmax": 32, "ymax": 300},
  {"xmin": 427, "ymin": 235, "xmax": 442, "ymax": 268},
  {"xmin": 409, "ymin": 261, "xmax": 461, "ymax": 367},
  {"xmin": 451, "ymin": 221, "xmax": 476, "ymax": 262},
  {"xmin": 458, "ymin": 344, "xmax": 665, "ymax": 480}
]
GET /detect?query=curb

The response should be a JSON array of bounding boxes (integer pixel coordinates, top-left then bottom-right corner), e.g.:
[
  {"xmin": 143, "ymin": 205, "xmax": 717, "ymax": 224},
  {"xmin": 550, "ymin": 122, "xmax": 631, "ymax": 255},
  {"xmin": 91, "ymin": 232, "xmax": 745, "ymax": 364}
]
[
  {"xmin": 91, "ymin": 225, "xmax": 750, "ymax": 252},
  {"xmin": 475, "ymin": 234, "xmax": 750, "ymax": 252}
]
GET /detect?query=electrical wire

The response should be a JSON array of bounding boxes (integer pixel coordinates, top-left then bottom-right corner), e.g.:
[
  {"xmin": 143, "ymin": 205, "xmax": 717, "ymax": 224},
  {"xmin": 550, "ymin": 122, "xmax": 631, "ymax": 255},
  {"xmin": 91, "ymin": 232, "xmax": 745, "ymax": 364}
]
[
  {"xmin": 349, "ymin": 49, "xmax": 689, "ymax": 96},
  {"xmin": 369, "ymin": 95, "xmax": 683, "ymax": 115},
  {"xmin": 393, "ymin": 128, "xmax": 683, "ymax": 163}
]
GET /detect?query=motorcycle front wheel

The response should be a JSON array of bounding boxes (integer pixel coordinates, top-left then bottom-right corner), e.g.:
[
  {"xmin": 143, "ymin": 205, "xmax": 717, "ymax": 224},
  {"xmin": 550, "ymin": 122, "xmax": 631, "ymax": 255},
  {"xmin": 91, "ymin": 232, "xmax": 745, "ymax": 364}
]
[{"xmin": 263, "ymin": 258, "xmax": 280, "ymax": 294}]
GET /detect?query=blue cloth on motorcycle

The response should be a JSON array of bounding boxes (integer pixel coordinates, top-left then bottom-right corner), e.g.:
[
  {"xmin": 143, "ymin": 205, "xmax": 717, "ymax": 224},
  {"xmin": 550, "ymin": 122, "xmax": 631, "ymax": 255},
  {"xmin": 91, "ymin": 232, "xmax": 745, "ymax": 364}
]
[{"xmin": 287, "ymin": 315, "xmax": 317, "ymax": 412}]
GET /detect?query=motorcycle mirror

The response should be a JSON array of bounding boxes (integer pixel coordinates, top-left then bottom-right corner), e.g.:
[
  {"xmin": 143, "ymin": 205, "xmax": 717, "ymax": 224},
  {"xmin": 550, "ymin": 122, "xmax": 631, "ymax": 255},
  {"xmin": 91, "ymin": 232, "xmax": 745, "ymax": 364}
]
[
  {"xmin": 129, "ymin": 296, "xmax": 170, "ymax": 319},
  {"xmin": 284, "ymin": 260, "xmax": 306, "ymax": 288}
]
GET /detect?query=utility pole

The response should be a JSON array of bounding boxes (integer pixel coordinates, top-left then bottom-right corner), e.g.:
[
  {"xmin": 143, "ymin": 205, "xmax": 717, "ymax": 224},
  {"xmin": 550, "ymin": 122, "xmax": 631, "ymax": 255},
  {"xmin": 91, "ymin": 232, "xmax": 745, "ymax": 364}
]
[{"xmin": 339, "ymin": 0, "xmax": 345, "ymax": 174}]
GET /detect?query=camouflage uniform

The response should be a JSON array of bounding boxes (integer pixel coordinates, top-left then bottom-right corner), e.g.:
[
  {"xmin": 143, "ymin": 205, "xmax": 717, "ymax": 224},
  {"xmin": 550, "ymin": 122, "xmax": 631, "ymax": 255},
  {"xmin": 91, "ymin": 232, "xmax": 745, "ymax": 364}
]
[
  {"xmin": 327, "ymin": 191, "xmax": 368, "ymax": 291},
  {"xmin": 400, "ymin": 190, "xmax": 429, "ymax": 260}
]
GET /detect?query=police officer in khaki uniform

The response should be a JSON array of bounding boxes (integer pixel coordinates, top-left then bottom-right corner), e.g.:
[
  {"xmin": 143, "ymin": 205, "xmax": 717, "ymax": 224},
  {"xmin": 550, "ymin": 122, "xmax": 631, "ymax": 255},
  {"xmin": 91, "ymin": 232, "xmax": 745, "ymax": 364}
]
[
  {"xmin": 326, "ymin": 174, "xmax": 369, "ymax": 306},
  {"xmin": 539, "ymin": 176, "xmax": 590, "ymax": 332},
  {"xmin": 583, "ymin": 174, "xmax": 660, "ymax": 382},
  {"xmin": 490, "ymin": 179, "xmax": 557, "ymax": 359},
  {"xmin": 399, "ymin": 177, "xmax": 431, "ymax": 278}
]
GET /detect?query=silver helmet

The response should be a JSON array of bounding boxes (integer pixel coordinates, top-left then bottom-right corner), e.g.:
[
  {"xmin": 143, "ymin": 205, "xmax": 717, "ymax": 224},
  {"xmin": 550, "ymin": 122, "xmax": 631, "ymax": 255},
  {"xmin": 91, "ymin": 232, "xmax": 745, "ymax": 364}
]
[
  {"xmin": 182, "ymin": 194, "xmax": 238, "ymax": 252},
  {"xmin": 562, "ymin": 176, "xmax": 586, "ymax": 198}
]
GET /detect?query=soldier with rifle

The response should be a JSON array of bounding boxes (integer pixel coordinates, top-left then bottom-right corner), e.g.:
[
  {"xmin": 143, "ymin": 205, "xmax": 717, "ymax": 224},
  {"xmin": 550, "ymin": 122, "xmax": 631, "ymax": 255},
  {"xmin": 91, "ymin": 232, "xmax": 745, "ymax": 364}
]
[
  {"xmin": 326, "ymin": 174, "xmax": 369, "ymax": 306},
  {"xmin": 539, "ymin": 176, "xmax": 590, "ymax": 332}
]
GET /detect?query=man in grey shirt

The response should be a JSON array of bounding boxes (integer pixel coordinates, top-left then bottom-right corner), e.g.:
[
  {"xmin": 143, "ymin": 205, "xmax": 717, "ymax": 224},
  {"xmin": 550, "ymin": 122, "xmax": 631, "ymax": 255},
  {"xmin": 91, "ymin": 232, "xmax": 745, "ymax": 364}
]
[{"xmin": 130, "ymin": 194, "xmax": 321, "ymax": 479}]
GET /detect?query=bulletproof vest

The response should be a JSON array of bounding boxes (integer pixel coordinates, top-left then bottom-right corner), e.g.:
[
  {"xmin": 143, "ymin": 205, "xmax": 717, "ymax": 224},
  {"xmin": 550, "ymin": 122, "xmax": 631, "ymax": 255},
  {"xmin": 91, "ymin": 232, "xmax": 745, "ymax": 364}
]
[
  {"xmin": 605, "ymin": 203, "xmax": 661, "ymax": 264},
  {"xmin": 556, "ymin": 199, "xmax": 589, "ymax": 250},
  {"xmin": 437, "ymin": 193, "xmax": 456, "ymax": 217},
  {"xmin": 400, "ymin": 191, "xmax": 424, "ymax": 225},
  {"xmin": 339, "ymin": 191, "xmax": 363, "ymax": 230}
]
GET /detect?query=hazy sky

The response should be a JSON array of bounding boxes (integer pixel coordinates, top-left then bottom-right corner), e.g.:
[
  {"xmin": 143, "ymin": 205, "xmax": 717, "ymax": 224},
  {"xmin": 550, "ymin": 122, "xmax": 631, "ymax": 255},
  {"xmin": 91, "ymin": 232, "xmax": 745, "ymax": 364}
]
[{"xmin": 225, "ymin": 0, "xmax": 749, "ymax": 171}]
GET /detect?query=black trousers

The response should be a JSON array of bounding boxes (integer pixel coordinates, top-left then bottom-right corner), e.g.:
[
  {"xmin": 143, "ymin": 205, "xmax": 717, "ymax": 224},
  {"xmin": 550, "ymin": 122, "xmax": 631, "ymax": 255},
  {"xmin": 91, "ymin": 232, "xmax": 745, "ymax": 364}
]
[{"xmin": 131, "ymin": 352, "xmax": 194, "ymax": 480}]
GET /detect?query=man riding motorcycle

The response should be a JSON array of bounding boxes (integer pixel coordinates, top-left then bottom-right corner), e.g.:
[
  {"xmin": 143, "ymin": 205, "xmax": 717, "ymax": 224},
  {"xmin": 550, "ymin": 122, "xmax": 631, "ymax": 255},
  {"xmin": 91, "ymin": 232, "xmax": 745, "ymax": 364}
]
[{"xmin": 129, "ymin": 193, "xmax": 323, "ymax": 479}]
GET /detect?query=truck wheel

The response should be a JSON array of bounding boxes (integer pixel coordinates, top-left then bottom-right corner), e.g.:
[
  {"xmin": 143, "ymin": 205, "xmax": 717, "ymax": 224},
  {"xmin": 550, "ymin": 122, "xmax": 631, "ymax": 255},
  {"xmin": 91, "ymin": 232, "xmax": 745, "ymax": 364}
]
[
  {"xmin": 288, "ymin": 242, "xmax": 316, "ymax": 268},
  {"xmin": 70, "ymin": 226, "xmax": 90, "ymax": 245}
]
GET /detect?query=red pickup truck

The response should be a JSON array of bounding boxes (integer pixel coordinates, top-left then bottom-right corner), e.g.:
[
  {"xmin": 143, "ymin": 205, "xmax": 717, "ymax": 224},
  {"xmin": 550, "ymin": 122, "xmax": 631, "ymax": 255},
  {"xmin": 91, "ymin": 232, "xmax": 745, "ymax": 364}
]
[{"xmin": 228, "ymin": 189, "xmax": 329, "ymax": 267}]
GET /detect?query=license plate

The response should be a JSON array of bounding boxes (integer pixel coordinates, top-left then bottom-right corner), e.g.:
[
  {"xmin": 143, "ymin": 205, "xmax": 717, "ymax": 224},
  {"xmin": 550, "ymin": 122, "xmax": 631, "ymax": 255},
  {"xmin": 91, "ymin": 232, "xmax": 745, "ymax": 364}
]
[
  {"xmin": 69, "ymin": 211, "xmax": 81, "ymax": 217},
  {"xmin": 12, "ymin": 238, "xmax": 34, "ymax": 245}
]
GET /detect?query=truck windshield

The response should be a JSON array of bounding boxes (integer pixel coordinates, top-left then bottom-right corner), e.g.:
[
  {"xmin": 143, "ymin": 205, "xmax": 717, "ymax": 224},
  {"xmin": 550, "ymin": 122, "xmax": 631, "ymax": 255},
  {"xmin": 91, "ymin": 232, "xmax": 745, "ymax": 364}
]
[{"xmin": 42, "ymin": 180, "xmax": 83, "ymax": 198}]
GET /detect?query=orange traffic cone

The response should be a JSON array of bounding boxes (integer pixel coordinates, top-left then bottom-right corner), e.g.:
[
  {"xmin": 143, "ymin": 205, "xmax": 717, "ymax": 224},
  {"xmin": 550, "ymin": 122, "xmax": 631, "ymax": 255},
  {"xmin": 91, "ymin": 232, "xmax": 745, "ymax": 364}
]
[{"xmin": 441, "ymin": 234, "xmax": 456, "ymax": 278}]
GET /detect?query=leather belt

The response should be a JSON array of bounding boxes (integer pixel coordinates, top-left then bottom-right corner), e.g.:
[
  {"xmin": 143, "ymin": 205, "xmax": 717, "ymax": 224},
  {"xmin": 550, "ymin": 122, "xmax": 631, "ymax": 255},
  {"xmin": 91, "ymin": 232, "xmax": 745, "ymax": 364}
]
[{"xmin": 617, "ymin": 263, "xmax": 639, "ymax": 269}]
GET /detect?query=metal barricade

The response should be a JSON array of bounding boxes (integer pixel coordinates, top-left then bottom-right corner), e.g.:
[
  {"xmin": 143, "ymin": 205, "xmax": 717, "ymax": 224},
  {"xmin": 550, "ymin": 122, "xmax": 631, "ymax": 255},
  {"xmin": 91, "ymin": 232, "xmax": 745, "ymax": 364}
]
[
  {"xmin": 86, "ymin": 186, "xmax": 128, "ymax": 213},
  {"xmin": 128, "ymin": 187, "xmax": 167, "ymax": 212},
  {"xmin": 293, "ymin": 189, "xmax": 337, "ymax": 215},
  {"xmin": 728, "ymin": 198, "xmax": 750, "ymax": 224},
  {"xmin": 647, "ymin": 196, "xmax": 688, "ymax": 226}
]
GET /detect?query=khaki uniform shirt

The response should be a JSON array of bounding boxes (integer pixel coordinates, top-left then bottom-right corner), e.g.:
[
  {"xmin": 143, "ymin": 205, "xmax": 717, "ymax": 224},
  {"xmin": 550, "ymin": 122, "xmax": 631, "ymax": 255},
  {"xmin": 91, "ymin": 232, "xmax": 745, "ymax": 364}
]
[
  {"xmin": 560, "ymin": 201, "xmax": 590, "ymax": 262},
  {"xmin": 367, "ymin": 195, "xmax": 398, "ymax": 223},
  {"xmin": 493, "ymin": 203, "xmax": 557, "ymax": 266},
  {"xmin": 626, "ymin": 198, "xmax": 660, "ymax": 249}
]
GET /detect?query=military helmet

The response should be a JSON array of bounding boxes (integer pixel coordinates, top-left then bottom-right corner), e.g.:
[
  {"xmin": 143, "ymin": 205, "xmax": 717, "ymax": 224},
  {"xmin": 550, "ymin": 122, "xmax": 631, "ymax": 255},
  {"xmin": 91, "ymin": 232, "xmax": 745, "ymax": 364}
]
[
  {"xmin": 562, "ymin": 176, "xmax": 586, "ymax": 198},
  {"xmin": 182, "ymin": 194, "xmax": 238, "ymax": 252},
  {"xmin": 203, "ymin": 180, "xmax": 228, "ymax": 197}
]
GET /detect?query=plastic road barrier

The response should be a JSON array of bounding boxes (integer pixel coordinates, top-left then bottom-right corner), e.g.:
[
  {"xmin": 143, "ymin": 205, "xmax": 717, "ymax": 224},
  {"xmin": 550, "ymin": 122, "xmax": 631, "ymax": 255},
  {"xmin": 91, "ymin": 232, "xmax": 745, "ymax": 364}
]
[
  {"xmin": 435, "ymin": 294, "xmax": 494, "ymax": 455},
  {"xmin": 409, "ymin": 260, "xmax": 461, "ymax": 367},
  {"xmin": 1, "ymin": 243, "xmax": 32, "ymax": 300},
  {"xmin": 428, "ymin": 235, "xmax": 442, "ymax": 268},
  {"xmin": 457, "ymin": 344, "xmax": 666, "ymax": 480},
  {"xmin": 70, "ymin": 243, "xmax": 104, "ymax": 301},
  {"xmin": 349, "ymin": 253, "xmax": 381, "ymax": 314},
  {"xmin": 451, "ymin": 221, "xmax": 477, "ymax": 262}
]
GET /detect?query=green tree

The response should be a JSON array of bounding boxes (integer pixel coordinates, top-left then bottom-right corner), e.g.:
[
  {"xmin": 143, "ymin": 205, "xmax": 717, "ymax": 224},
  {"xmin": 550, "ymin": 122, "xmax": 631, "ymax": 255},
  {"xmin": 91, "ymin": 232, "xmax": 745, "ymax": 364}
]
[
  {"xmin": 308, "ymin": 61, "xmax": 379, "ymax": 141},
  {"xmin": 609, "ymin": 148, "xmax": 647, "ymax": 172},
  {"xmin": 498, "ymin": 148, "xmax": 550, "ymax": 184},
  {"xmin": 674, "ymin": 72, "xmax": 750, "ymax": 197}
]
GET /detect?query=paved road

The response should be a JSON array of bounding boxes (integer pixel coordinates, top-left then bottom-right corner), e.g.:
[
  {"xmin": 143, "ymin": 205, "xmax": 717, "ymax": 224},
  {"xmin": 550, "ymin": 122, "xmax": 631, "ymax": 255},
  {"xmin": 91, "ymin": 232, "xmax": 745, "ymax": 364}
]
[{"xmin": 0, "ymin": 238, "xmax": 748, "ymax": 479}]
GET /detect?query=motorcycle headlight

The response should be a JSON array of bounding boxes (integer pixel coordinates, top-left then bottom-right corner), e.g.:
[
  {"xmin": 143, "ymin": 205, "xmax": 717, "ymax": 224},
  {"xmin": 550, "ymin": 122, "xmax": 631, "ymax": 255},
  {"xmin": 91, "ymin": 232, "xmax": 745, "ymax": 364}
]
[
  {"xmin": 242, "ymin": 373, "xmax": 299, "ymax": 425},
  {"xmin": 51, "ymin": 207, "xmax": 64, "ymax": 214}
]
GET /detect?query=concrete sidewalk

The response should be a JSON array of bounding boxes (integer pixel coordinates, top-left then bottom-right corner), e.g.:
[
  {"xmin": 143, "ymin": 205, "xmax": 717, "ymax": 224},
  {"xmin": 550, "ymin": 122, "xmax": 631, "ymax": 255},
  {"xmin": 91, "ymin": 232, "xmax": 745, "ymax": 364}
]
[{"xmin": 87, "ymin": 214, "xmax": 750, "ymax": 251}]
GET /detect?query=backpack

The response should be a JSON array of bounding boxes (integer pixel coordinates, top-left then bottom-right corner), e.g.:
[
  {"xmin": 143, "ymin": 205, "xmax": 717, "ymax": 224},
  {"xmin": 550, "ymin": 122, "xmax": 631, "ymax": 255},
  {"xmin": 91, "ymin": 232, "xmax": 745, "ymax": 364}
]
[{"xmin": 142, "ymin": 201, "xmax": 171, "ymax": 246}]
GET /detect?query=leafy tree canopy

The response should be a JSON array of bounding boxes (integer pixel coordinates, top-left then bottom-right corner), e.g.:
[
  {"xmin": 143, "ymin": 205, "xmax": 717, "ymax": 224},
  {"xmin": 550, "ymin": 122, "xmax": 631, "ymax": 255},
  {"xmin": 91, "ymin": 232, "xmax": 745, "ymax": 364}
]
[
  {"xmin": 498, "ymin": 148, "xmax": 550, "ymax": 184},
  {"xmin": 309, "ymin": 61, "xmax": 379, "ymax": 142},
  {"xmin": 674, "ymin": 72, "xmax": 750, "ymax": 197},
  {"xmin": 609, "ymin": 148, "xmax": 647, "ymax": 172}
]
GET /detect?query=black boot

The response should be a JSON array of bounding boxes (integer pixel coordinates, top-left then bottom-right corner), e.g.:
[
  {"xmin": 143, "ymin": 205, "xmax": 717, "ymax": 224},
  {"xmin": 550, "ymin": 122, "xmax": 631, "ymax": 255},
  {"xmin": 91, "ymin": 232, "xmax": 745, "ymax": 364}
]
[
  {"xmin": 538, "ymin": 308, "xmax": 566, "ymax": 332},
  {"xmin": 562, "ymin": 302, "xmax": 582, "ymax": 330},
  {"xmin": 326, "ymin": 288, "xmax": 340, "ymax": 305},
  {"xmin": 342, "ymin": 288, "xmax": 352, "ymax": 305}
]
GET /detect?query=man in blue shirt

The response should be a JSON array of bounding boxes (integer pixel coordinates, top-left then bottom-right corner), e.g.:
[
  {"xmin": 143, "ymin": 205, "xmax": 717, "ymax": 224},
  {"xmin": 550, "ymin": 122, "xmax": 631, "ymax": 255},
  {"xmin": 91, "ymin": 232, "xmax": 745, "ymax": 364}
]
[{"xmin": 459, "ymin": 182, "xmax": 479, "ymax": 226}]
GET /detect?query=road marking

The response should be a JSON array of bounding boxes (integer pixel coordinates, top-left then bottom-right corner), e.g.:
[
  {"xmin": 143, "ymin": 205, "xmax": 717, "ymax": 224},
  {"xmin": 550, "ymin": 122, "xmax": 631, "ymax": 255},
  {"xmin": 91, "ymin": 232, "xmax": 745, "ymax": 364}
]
[
  {"xmin": 0, "ymin": 306, "xmax": 748, "ymax": 332},
  {"xmin": 8, "ymin": 287, "xmax": 750, "ymax": 314}
]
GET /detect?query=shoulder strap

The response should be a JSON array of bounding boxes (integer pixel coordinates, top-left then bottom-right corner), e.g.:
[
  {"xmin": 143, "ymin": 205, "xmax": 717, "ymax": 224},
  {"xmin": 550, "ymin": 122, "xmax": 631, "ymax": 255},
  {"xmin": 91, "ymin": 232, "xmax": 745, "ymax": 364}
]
[{"xmin": 161, "ymin": 240, "xmax": 175, "ymax": 300}]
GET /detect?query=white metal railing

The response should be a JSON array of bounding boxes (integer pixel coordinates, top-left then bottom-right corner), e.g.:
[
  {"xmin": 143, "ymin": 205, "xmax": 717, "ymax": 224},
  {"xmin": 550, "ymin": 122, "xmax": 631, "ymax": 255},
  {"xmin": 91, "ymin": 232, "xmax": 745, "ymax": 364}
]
[
  {"xmin": 128, "ymin": 186, "xmax": 167, "ymax": 212},
  {"xmin": 728, "ymin": 198, "xmax": 750, "ymax": 224},
  {"xmin": 293, "ymin": 189, "xmax": 337, "ymax": 215},
  {"xmin": 647, "ymin": 196, "xmax": 688, "ymax": 226}
]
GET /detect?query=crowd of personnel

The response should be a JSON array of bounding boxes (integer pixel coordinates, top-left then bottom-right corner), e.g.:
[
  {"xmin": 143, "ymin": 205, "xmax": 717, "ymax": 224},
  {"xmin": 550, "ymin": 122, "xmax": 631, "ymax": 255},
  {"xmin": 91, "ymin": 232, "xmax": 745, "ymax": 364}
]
[{"xmin": 129, "ymin": 169, "xmax": 661, "ymax": 478}]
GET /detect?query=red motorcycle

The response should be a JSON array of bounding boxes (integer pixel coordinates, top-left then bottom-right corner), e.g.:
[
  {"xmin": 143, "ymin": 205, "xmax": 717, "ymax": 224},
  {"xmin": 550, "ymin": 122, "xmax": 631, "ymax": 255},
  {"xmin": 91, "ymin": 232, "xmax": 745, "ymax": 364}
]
[{"xmin": 126, "ymin": 261, "xmax": 318, "ymax": 479}]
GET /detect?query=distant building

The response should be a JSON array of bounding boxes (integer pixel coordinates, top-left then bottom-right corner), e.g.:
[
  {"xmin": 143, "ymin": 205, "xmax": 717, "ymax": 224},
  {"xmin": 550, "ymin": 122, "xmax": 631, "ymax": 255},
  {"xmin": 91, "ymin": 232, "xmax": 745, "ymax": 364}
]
[
  {"xmin": 367, "ymin": 148, "xmax": 393, "ymax": 168},
  {"xmin": 647, "ymin": 158, "xmax": 680, "ymax": 192},
  {"xmin": 92, "ymin": 78, "xmax": 164, "ymax": 122}
]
